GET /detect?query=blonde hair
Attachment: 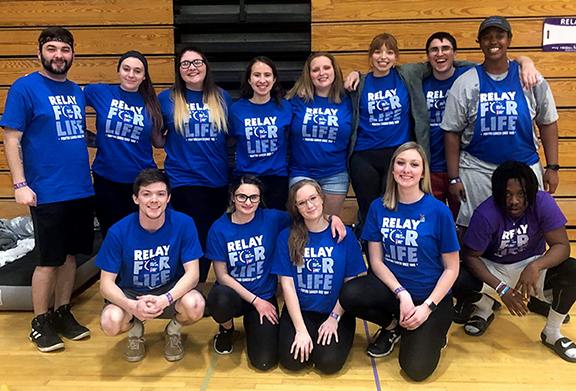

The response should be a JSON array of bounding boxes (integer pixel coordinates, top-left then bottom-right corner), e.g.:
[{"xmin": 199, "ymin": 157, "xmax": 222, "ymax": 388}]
[
  {"xmin": 171, "ymin": 46, "xmax": 228, "ymax": 135},
  {"xmin": 287, "ymin": 180, "xmax": 326, "ymax": 267},
  {"xmin": 383, "ymin": 142, "xmax": 432, "ymax": 211},
  {"xmin": 286, "ymin": 52, "xmax": 345, "ymax": 104}
]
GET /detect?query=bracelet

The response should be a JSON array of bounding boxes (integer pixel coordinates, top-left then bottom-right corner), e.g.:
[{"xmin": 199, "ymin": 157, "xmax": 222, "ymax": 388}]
[
  {"xmin": 330, "ymin": 311, "xmax": 341, "ymax": 322},
  {"xmin": 498, "ymin": 285, "xmax": 510, "ymax": 297},
  {"xmin": 354, "ymin": 70, "xmax": 362, "ymax": 76},
  {"xmin": 496, "ymin": 281, "xmax": 506, "ymax": 292},
  {"xmin": 394, "ymin": 286, "xmax": 406, "ymax": 297},
  {"xmin": 165, "ymin": 292, "xmax": 174, "ymax": 305},
  {"xmin": 251, "ymin": 295, "xmax": 258, "ymax": 304},
  {"xmin": 13, "ymin": 181, "xmax": 28, "ymax": 189},
  {"xmin": 449, "ymin": 177, "xmax": 461, "ymax": 185},
  {"xmin": 545, "ymin": 164, "xmax": 560, "ymax": 171}
]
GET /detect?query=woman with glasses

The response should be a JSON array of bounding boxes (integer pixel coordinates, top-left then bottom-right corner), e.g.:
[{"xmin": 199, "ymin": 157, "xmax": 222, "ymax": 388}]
[
  {"xmin": 285, "ymin": 52, "xmax": 352, "ymax": 216},
  {"xmin": 84, "ymin": 51, "xmax": 163, "ymax": 237},
  {"xmin": 228, "ymin": 57, "xmax": 292, "ymax": 210},
  {"xmin": 272, "ymin": 179, "xmax": 366, "ymax": 374},
  {"xmin": 339, "ymin": 142, "xmax": 459, "ymax": 382},
  {"xmin": 158, "ymin": 45, "xmax": 232, "ymax": 289},
  {"xmin": 205, "ymin": 175, "xmax": 346, "ymax": 370}
]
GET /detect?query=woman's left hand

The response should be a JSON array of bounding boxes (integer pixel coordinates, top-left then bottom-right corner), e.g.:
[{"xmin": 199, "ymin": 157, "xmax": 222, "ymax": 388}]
[
  {"xmin": 317, "ymin": 317, "xmax": 339, "ymax": 346},
  {"xmin": 330, "ymin": 215, "xmax": 347, "ymax": 244},
  {"xmin": 400, "ymin": 304, "xmax": 431, "ymax": 330}
]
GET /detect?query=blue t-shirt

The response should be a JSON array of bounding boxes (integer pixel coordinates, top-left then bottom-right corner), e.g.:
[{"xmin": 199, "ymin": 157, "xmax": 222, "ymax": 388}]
[
  {"xmin": 206, "ymin": 208, "xmax": 291, "ymax": 300},
  {"xmin": 159, "ymin": 88, "xmax": 232, "ymax": 188},
  {"xmin": 95, "ymin": 209, "xmax": 204, "ymax": 292},
  {"xmin": 466, "ymin": 62, "xmax": 537, "ymax": 165},
  {"xmin": 423, "ymin": 67, "xmax": 471, "ymax": 172},
  {"xmin": 362, "ymin": 194, "xmax": 459, "ymax": 301},
  {"xmin": 273, "ymin": 225, "xmax": 366, "ymax": 314},
  {"xmin": 0, "ymin": 72, "xmax": 93, "ymax": 204},
  {"xmin": 229, "ymin": 98, "xmax": 291, "ymax": 177},
  {"xmin": 84, "ymin": 84, "xmax": 156, "ymax": 183},
  {"xmin": 355, "ymin": 69, "xmax": 411, "ymax": 151},
  {"xmin": 288, "ymin": 95, "xmax": 352, "ymax": 178}
]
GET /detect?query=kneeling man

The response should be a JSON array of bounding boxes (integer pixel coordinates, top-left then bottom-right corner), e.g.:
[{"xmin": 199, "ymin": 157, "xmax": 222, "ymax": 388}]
[
  {"xmin": 95, "ymin": 169, "xmax": 205, "ymax": 362},
  {"xmin": 454, "ymin": 161, "xmax": 576, "ymax": 362}
]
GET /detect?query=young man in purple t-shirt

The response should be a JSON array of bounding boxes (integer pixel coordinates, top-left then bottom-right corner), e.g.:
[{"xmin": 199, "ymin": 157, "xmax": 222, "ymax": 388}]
[{"xmin": 453, "ymin": 161, "xmax": 576, "ymax": 363}]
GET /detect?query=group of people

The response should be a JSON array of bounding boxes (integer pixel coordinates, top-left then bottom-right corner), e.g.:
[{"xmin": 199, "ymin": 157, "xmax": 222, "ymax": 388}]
[{"xmin": 2, "ymin": 15, "xmax": 575, "ymax": 382}]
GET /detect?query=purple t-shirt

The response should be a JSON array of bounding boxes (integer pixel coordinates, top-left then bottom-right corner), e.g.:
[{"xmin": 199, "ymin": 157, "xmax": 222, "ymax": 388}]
[{"xmin": 465, "ymin": 191, "xmax": 567, "ymax": 264}]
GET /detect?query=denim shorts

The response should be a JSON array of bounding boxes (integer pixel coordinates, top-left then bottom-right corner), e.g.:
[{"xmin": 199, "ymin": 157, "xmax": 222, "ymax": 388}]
[{"xmin": 289, "ymin": 170, "xmax": 350, "ymax": 195}]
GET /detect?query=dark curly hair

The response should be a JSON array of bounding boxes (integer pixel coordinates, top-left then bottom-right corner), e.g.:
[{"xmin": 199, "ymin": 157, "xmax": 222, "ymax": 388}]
[{"xmin": 491, "ymin": 161, "xmax": 538, "ymax": 208}]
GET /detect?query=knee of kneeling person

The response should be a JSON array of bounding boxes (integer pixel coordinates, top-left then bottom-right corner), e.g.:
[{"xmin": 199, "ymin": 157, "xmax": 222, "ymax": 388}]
[
  {"xmin": 179, "ymin": 290, "xmax": 205, "ymax": 320},
  {"xmin": 249, "ymin": 354, "xmax": 278, "ymax": 372},
  {"xmin": 338, "ymin": 282, "xmax": 359, "ymax": 311},
  {"xmin": 314, "ymin": 355, "xmax": 345, "ymax": 375},
  {"xmin": 400, "ymin": 359, "xmax": 436, "ymax": 382},
  {"xmin": 100, "ymin": 308, "xmax": 126, "ymax": 336}
]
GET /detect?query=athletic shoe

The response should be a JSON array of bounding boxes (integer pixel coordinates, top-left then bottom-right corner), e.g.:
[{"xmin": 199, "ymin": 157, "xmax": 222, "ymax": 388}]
[
  {"xmin": 528, "ymin": 297, "xmax": 571, "ymax": 323},
  {"xmin": 52, "ymin": 304, "xmax": 91, "ymax": 340},
  {"xmin": 367, "ymin": 326, "xmax": 400, "ymax": 357},
  {"xmin": 124, "ymin": 335, "xmax": 146, "ymax": 362},
  {"xmin": 164, "ymin": 326, "xmax": 184, "ymax": 362},
  {"xmin": 214, "ymin": 325, "xmax": 234, "ymax": 355},
  {"xmin": 30, "ymin": 313, "xmax": 65, "ymax": 352}
]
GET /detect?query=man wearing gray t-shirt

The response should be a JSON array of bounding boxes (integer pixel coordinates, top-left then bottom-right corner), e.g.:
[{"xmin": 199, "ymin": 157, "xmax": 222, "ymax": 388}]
[{"xmin": 441, "ymin": 15, "xmax": 559, "ymax": 230}]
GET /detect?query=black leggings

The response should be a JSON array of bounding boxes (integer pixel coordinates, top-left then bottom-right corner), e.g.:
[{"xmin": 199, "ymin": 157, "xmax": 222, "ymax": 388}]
[
  {"xmin": 339, "ymin": 272, "xmax": 453, "ymax": 382},
  {"xmin": 278, "ymin": 306, "xmax": 356, "ymax": 374},
  {"xmin": 206, "ymin": 285, "xmax": 279, "ymax": 371},
  {"xmin": 170, "ymin": 185, "xmax": 228, "ymax": 283},
  {"xmin": 93, "ymin": 172, "xmax": 138, "ymax": 238},
  {"xmin": 452, "ymin": 257, "xmax": 576, "ymax": 315},
  {"xmin": 349, "ymin": 147, "xmax": 398, "ymax": 224},
  {"xmin": 258, "ymin": 175, "xmax": 289, "ymax": 211}
]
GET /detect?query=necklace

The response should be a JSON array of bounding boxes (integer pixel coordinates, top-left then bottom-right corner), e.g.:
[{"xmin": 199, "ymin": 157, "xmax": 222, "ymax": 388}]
[{"xmin": 506, "ymin": 213, "xmax": 523, "ymax": 226}]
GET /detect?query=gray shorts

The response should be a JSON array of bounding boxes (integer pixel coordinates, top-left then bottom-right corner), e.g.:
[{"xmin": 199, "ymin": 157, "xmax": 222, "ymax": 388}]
[{"xmin": 104, "ymin": 281, "xmax": 179, "ymax": 319}]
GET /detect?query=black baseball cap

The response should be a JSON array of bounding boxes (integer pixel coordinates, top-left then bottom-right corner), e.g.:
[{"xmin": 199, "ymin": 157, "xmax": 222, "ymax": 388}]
[{"xmin": 478, "ymin": 16, "xmax": 512, "ymax": 39}]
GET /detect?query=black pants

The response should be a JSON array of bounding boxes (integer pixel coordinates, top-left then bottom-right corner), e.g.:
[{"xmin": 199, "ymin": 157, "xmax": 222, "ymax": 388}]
[
  {"xmin": 206, "ymin": 285, "xmax": 279, "ymax": 371},
  {"xmin": 339, "ymin": 272, "xmax": 453, "ymax": 382},
  {"xmin": 170, "ymin": 185, "xmax": 228, "ymax": 283},
  {"xmin": 258, "ymin": 175, "xmax": 289, "ymax": 211},
  {"xmin": 349, "ymin": 147, "xmax": 398, "ymax": 224},
  {"xmin": 93, "ymin": 172, "xmax": 137, "ymax": 238},
  {"xmin": 452, "ymin": 257, "xmax": 576, "ymax": 315},
  {"xmin": 278, "ymin": 306, "xmax": 356, "ymax": 374}
]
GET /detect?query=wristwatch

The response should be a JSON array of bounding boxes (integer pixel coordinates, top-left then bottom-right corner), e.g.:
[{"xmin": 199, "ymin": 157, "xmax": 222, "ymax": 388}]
[
  {"xmin": 545, "ymin": 164, "xmax": 560, "ymax": 171},
  {"xmin": 424, "ymin": 299, "xmax": 437, "ymax": 312}
]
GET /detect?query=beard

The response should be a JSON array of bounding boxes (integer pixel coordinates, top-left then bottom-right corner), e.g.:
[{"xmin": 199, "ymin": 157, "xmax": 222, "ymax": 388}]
[{"xmin": 40, "ymin": 53, "xmax": 73, "ymax": 75}]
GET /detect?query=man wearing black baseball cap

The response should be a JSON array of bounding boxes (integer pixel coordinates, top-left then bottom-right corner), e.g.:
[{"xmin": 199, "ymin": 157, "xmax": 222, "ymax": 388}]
[{"xmin": 441, "ymin": 15, "xmax": 560, "ymax": 231}]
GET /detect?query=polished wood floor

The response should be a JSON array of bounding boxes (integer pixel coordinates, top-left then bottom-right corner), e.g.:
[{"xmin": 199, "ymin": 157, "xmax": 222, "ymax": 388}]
[{"xmin": 1, "ymin": 280, "xmax": 576, "ymax": 391}]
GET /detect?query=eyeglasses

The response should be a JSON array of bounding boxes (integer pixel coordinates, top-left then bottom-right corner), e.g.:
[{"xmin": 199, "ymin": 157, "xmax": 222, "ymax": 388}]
[
  {"xmin": 180, "ymin": 59, "xmax": 205, "ymax": 69},
  {"xmin": 234, "ymin": 193, "xmax": 260, "ymax": 203},
  {"xmin": 428, "ymin": 46, "xmax": 454, "ymax": 55},
  {"xmin": 295, "ymin": 194, "xmax": 321, "ymax": 209}
]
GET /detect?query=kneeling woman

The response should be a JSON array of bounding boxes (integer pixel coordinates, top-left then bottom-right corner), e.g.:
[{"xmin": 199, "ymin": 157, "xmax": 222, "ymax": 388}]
[
  {"xmin": 273, "ymin": 180, "xmax": 366, "ymax": 374},
  {"xmin": 206, "ymin": 175, "xmax": 346, "ymax": 370},
  {"xmin": 339, "ymin": 142, "xmax": 459, "ymax": 382}
]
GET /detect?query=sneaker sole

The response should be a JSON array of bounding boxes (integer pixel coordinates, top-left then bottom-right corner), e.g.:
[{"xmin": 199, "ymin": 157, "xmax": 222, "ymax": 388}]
[
  {"xmin": 63, "ymin": 330, "xmax": 91, "ymax": 341},
  {"xmin": 30, "ymin": 337, "xmax": 65, "ymax": 352},
  {"xmin": 367, "ymin": 335, "xmax": 400, "ymax": 358},
  {"xmin": 124, "ymin": 355, "xmax": 144, "ymax": 362},
  {"xmin": 165, "ymin": 352, "xmax": 184, "ymax": 362},
  {"xmin": 214, "ymin": 339, "xmax": 233, "ymax": 355}
]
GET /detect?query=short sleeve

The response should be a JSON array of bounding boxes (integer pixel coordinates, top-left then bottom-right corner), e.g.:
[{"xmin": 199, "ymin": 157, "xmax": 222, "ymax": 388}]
[
  {"xmin": 437, "ymin": 207, "xmax": 460, "ymax": 254},
  {"xmin": 180, "ymin": 217, "xmax": 204, "ymax": 263},
  {"xmin": 464, "ymin": 210, "xmax": 495, "ymax": 253},
  {"xmin": 344, "ymin": 227, "xmax": 367, "ymax": 277},
  {"xmin": 94, "ymin": 228, "xmax": 123, "ymax": 274},
  {"xmin": 271, "ymin": 229, "xmax": 293, "ymax": 277},
  {"xmin": 361, "ymin": 200, "xmax": 383, "ymax": 242},
  {"xmin": 205, "ymin": 223, "xmax": 228, "ymax": 262},
  {"xmin": 0, "ymin": 83, "xmax": 32, "ymax": 132},
  {"xmin": 83, "ymin": 84, "xmax": 96, "ymax": 107},
  {"xmin": 537, "ymin": 192, "xmax": 567, "ymax": 233},
  {"xmin": 440, "ymin": 70, "xmax": 476, "ymax": 133}
]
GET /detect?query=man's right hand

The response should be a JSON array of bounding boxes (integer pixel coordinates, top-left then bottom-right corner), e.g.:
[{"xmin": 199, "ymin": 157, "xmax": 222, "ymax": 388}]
[
  {"xmin": 501, "ymin": 288, "xmax": 529, "ymax": 316},
  {"xmin": 15, "ymin": 186, "xmax": 37, "ymax": 206},
  {"xmin": 449, "ymin": 182, "xmax": 466, "ymax": 202},
  {"xmin": 131, "ymin": 297, "xmax": 163, "ymax": 321}
]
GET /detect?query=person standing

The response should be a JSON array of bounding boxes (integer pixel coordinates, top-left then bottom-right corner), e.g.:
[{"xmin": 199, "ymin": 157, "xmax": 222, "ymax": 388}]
[{"xmin": 1, "ymin": 27, "xmax": 95, "ymax": 352}]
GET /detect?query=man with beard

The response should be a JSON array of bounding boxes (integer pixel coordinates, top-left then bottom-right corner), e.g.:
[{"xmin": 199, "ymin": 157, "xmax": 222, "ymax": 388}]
[{"xmin": 1, "ymin": 27, "xmax": 95, "ymax": 352}]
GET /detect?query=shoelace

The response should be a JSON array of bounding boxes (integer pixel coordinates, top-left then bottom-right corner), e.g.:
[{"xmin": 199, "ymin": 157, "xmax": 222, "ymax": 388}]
[
  {"xmin": 127, "ymin": 337, "xmax": 146, "ymax": 350},
  {"xmin": 166, "ymin": 334, "xmax": 182, "ymax": 349}
]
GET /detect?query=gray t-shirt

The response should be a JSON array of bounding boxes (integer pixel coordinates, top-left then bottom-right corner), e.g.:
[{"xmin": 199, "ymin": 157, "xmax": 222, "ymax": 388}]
[{"xmin": 441, "ymin": 63, "xmax": 558, "ymax": 150}]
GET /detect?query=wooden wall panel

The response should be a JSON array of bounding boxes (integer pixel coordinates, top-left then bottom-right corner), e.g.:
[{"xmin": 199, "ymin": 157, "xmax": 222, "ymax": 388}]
[
  {"xmin": 0, "ymin": 27, "xmax": 175, "ymax": 56},
  {"xmin": 0, "ymin": 57, "xmax": 175, "ymax": 87},
  {"xmin": 312, "ymin": 1, "xmax": 576, "ymax": 22},
  {"xmin": 0, "ymin": 0, "xmax": 173, "ymax": 26}
]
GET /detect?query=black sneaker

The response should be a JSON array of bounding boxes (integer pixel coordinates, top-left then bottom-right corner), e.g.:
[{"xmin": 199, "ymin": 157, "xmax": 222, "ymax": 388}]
[
  {"xmin": 453, "ymin": 300, "xmax": 475, "ymax": 324},
  {"xmin": 214, "ymin": 325, "xmax": 234, "ymax": 355},
  {"xmin": 30, "ymin": 313, "xmax": 65, "ymax": 352},
  {"xmin": 528, "ymin": 296, "xmax": 571, "ymax": 324},
  {"xmin": 52, "ymin": 304, "xmax": 91, "ymax": 340},
  {"xmin": 367, "ymin": 326, "xmax": 400, "ymax": 357}
]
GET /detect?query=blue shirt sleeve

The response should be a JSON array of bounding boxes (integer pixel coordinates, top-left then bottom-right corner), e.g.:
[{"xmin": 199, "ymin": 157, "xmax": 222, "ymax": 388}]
[
  {"xmin": 271, "ymin": 229, "xmax": 293, "ymax": 277},
  {"xmin": 361, "ymin": 200, "xmax": 383, "ymax": 242},
  {"xmin": 205, "ymin": 221, "xmax": 228, "ymax": 262},
  {"xmin": 437, "ymin": 207, "xmax": 460, "ymax": 254},
  {"xmin": 83, "ymin": 84, "xmax": 96, "ymax": 108},
  {"xmin": 344, "ymin": 227, "xmax": 367, "ymax": 277},
  {"xmin": 0, "ymin": 81, "xmax": 31, "ymax": 132},
  {"xmin": 94, "ymin": 227, "xmax": 123, "ymax": 274},
  {"xmin": 180, "ymin": 217, "xmax": 204, "ymax": 263}
]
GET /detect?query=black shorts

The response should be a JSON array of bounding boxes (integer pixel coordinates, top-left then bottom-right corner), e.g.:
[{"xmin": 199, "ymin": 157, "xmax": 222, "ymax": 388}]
[{"xmin": 30, "ymin": 196, "xmax": 95, "ymax": 267}]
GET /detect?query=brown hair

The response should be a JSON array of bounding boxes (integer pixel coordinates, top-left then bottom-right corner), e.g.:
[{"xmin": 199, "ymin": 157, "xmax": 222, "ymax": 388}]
[
  {"xmin": 368, "ymin": 33, "xmax": 400, "ymax": 67},
  {"xmin": 383, "ymin": 142, "xmax": 432, "ymax": 211},
  {"xmin": 286, "ymin": 52, "xmax": 345, "ymax": 104},
  {"xmin": 287, "ymin": 180, "xmax": 326, "ymax": 267}
]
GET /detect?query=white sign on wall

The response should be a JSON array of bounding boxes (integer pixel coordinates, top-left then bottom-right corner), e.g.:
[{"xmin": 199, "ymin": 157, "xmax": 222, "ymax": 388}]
[{"xmin": 543, "ymin": 17, "xmax": 576, "ymax": 52}]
